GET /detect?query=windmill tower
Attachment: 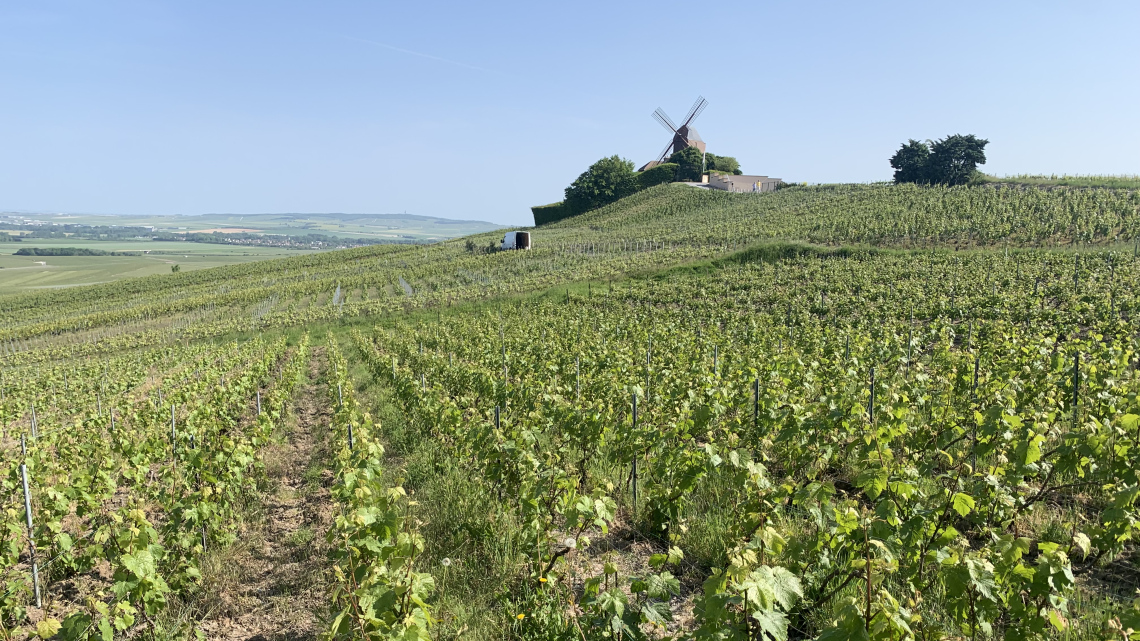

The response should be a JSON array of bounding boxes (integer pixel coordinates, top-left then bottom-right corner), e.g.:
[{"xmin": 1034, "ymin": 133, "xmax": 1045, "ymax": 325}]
[{"xmin": 640, "ymin": 96, "xmax": 708, "ymax": 171}]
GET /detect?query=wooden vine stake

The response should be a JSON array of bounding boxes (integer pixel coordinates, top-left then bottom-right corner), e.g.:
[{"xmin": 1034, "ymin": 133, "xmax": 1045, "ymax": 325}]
[
  {"xmin": 868, "ymin": 367, "xmax": 876, "ymax": 426},
  {"xmin": 863, "ymin": 517, "xmax": 871, "ymax": 631},
  {"xmin": 972, "ymin": 350, "xmax": 981, "ymax": 470},
  {"xmin": 753, "ymin": 377, "xmax": 759, "ymax": 432},
  {"xmin": 1072, "ymin": 351, "xmax": 1080, "ymax": 430},
  {"xmin": 631, "ymin": 393, "xmax": 638, "ymax": 516},
  {"xmin": 575, "ymin": 356, "xmax": 580, "ymax": 406},
  {"xmin": 646, "ymin": 347, "xmax": 651, "ymax": 394},
  {"xmin": 20, "ymin": 463, "xmax": 41, "ymax": 608},
  {"xmin": 494, "ymin": 405, "xmax": 502, "ymax": 502}
]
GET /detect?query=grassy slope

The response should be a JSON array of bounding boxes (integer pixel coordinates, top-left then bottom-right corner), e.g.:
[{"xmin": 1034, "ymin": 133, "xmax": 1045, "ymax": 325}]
[
  {"xmin": 2, "ymin": 182, "xmax": 1139, "ymax": 353},
  {"xmin": 5, "ymin": 182, "xmax": 1140, "ymax": 639}
]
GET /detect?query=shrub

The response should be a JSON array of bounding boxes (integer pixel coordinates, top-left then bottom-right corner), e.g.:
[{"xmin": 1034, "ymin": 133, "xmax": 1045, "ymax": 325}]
[{"xmin": 637, "ymin": 163, "xmax": 678, "ymax": 190}]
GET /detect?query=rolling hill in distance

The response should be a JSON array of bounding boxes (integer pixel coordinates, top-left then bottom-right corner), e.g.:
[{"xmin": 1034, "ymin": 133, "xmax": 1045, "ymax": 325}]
[
  {"xmin": 0, "ymin": 210, "xmax": 503, "ymax": 293},
  {"xmin": 1, "ymin": 210, "xmax": 503, "ymax": 241}
]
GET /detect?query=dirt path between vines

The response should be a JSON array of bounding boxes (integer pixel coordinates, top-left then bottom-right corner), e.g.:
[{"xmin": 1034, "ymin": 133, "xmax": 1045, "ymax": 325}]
[{"xmin": 199, "ymin": 347, "xmax": 334, "ymax": 641}]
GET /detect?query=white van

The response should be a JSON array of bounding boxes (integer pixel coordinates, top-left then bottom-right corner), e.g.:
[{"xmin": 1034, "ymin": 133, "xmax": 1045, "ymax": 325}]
[{"xmin": 501, "ymin": 231, "xmax": 531, "ymax": 250}]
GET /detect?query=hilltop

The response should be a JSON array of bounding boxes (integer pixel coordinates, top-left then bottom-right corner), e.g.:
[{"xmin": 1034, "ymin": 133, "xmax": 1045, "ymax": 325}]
[{"xmin": 2, "ymin": 182, "xmax": 1139, "ymax": 358}]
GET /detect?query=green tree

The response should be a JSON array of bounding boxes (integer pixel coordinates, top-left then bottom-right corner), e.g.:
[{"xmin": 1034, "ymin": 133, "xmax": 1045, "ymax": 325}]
[
  {"xmin": 928, "ymin": 134, "xmax": 989, "ymax": 186},
  {"xmin": 705, "ymin": 153, "xmax": 742, "ymax": 175},
  {"xmin": 668, "ymin": 146, "xmax": 705, "ymax": 182},
  {"xmin": 564, "ymin": 155, "xmax": 637, "ymax": 215},
  {"xmin": 889, "ymin": 139, "xmax": 931, "ymax": 184},
  {"xmin": 890, "ymin": 135, "xmax": 989, "ymax": 186}
]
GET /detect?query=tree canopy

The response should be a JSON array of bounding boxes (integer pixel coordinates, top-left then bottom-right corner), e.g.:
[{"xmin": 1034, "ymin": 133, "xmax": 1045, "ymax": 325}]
[
  {"xmin": 889, "ymin": 140, "xmax": 931, "ymax": 184},
  {"xmin": 890, "ymin": 134, "xmax": 989, "ymax": 186},
  {"xmin": 563, "ymin": 155, "xmax": 637, "ymax": 215},
  {"xmin": 705, "ymin": 153, "xmax": 742, "ymax": 175},
  {"xmin": 667, "ymin": 146, "xmax": 705, "ymax": 182}
]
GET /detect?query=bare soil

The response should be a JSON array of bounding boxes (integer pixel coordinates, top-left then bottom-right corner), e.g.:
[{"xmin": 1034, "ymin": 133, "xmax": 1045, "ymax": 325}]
[{"xmin": 198, "ymin": 348, "xmax": 334, "ymax": 641}]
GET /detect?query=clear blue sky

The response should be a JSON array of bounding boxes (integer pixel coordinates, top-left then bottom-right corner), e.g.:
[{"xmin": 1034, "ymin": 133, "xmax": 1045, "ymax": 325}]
[{"xmin": 2, "ymin": 1, "xmax": 1137, "ymax": 225}]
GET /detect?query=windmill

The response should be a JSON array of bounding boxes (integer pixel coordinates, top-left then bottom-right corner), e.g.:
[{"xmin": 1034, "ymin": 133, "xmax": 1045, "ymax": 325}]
[{"xmin": 641, "ymin": 96, "xmax": 708, "ymax": 170}]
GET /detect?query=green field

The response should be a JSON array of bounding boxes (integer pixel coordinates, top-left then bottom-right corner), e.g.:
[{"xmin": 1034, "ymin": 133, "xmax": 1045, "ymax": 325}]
[
  {"xmin": 1, "ymin": 182, "xmax": 1139, "ymax": 641},
  {"xmin": 0, "ymin": 211, "xmax": 505, "ymax": 293},
  {"xmin": 0, "ymin": 239, "xmax": 318, "ymax": 294}
]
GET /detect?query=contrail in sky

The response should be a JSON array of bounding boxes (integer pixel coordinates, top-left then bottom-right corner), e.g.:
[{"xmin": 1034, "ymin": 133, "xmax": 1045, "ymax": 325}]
[{"xmin": 338, "ymin": 34, "xmax": 492, "ymax": 73}]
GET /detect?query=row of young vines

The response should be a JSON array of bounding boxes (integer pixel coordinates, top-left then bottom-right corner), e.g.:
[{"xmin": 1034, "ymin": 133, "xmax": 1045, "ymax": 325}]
[
  {"xmin": 355, "ymin": 248, "xmax": 1140, "ymax": 639},
  {"xmin": 0, "ymin": 335, "xmax": 308, "ymax": 638}
]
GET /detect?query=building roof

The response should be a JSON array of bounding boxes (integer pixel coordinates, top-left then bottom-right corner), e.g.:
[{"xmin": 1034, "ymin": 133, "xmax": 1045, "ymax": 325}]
[{"xmin": 715, "ymin": 174, "xmax": 781, "ymax": 184}]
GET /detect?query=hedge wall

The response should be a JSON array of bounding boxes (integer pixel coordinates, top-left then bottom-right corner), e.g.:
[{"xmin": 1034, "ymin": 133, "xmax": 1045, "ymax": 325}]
[
  {"xmin": 532, "ymin": 163, "xmax": 681, "ymax": 226},
  {"xmin": 531, "ymin": 202, "xmax": 573, "ymax": 226},
  {"xmin": 638, "ymin": 163, "xmax": 678, "ymax": 190}
]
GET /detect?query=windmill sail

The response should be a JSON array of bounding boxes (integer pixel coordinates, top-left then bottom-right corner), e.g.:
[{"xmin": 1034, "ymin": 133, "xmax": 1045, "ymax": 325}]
[{"xmin": 643, "ymin": 96, "xmax": 708, "ymax": 169}]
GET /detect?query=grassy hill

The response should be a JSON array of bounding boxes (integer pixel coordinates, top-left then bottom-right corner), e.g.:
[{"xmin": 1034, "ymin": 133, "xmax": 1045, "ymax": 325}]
[
  {"xmin": 3, "ymin": 182, "xmax": 1138, "ymax": 353},
  {"xmin": 1, "ymin": 182, "xmax": 1139, "ymax": 640}
]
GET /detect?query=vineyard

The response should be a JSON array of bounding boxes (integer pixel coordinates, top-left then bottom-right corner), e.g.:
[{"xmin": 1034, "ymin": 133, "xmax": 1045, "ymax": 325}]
[{"xmin": 0, "ymin": 182, "xmax": 1138, "ymax": 639}]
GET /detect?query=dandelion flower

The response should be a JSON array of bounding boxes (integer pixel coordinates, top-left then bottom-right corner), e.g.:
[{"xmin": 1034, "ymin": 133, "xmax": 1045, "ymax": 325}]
[
  {"xmin": 539, "ymin": 577, "xmax": 547, "ymax": 583},
  {"xmin": 441, "ymin": 558, "xmax": 452, "ymax": 567},
  {"xmin": 516, "ymin": 613, "xmax": 525, "ymax": 620}
]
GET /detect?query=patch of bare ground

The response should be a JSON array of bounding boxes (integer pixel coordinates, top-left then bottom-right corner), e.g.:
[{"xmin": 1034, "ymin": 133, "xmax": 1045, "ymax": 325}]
[
  {"xmin": 556, "ymin": 515, "xmax": 700, "ymax": 637},
  {"xmin": 1077, "ymin": 545, "xmax": 1140, "ymax": 602},
  {"xmin": 194, "ymin": 347, "xmax": 334, "ymax": 641}
]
